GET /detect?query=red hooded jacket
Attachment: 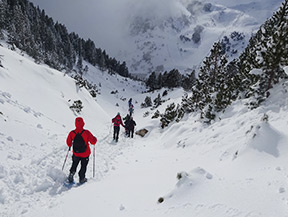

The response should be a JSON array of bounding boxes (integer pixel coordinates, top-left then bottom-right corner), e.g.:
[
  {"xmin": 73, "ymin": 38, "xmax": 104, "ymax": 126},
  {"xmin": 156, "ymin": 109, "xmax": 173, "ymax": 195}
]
[{"xmin": 66, "ymin": 117, "xmax": 97, "ymax": 158}]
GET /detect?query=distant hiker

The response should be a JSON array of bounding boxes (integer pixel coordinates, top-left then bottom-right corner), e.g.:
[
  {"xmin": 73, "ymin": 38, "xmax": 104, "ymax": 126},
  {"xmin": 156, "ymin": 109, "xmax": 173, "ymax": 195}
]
[
  {"xmin": 129, "ymin": 104, "xmax": 134, "ymax": 116},
  {"xmin": 123, "ymin": 114, "xmax": 130, "ymax": 136},
  {"xmin": 112, "ymin": 113, "xmax": 125, "ymax": 142},
  {"xmin": 126, "ymin": 116, "xmax": 136, "ymax": 138},
  {"xmin": 66, "ymin": 117, "xmax": 97, "ymax": 184},
  {"xmin": 128, "ymin": 98, "xmax": 132, "ymax": 107}
]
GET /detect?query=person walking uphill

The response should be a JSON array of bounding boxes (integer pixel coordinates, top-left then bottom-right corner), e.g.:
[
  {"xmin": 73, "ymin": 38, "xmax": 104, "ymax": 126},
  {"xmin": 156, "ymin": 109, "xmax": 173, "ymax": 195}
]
[
  {"xmin": 126, "ymin": 116, "xmax": 136, "ymax": 138},
  {"xmin": 129, "ymin": 104, "xmax": 134, "ymax": 116},
  {"xmin": 112, "ymin": 112, "xmax": 125, "ymax": 142},
  {"xmin": 128, "ymin": 98, "xmax": 132, "ymax": 108},
  {"xmin": 66, "ymin": 117, "xmax": 97, "ymax": 184}
]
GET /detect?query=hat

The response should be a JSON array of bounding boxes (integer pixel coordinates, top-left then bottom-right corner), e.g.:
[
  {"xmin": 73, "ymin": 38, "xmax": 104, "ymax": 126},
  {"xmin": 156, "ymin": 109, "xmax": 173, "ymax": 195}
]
[{"xmin": 75, "ymin": 117, "xmax": 85, "ymax": 129}]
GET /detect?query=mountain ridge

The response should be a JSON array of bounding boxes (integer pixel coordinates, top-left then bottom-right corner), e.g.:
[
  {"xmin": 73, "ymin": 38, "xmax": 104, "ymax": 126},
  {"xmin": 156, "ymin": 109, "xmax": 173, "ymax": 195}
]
[{"xmin": 114, "ymin": 0, "xmax": 284, "ymax": 76}]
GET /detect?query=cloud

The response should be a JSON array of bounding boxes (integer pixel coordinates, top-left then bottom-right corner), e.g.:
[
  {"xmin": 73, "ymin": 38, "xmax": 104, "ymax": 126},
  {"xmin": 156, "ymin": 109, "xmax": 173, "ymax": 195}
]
[
  {"xmin": 127, "ymin": 0, "xmax": 181, "ymax": 19},
  {"xmin": 30, "ymin": 0, "xmax": 188, "ymax": 56}
]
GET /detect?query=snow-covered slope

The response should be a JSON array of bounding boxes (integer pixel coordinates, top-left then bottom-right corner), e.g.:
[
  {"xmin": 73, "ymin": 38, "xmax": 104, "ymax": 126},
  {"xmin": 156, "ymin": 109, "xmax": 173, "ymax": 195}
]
[
  {"xmin": 1, "ymin": 42, "xmax": 288, "ymax": 217},
  {"xmin": 0, "ymin": 43, "xmax": 145, "ymax": 216}
]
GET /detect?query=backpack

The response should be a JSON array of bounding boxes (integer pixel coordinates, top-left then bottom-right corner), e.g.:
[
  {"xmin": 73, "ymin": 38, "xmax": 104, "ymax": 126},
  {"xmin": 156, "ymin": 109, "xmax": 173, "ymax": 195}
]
[
  {"xmin": 113, "ymin": 117, "xmax": 121, "ymax": 126},
  {"xmin": 72, "ymin": 130, "xmax": 86, "ymax": 153}
]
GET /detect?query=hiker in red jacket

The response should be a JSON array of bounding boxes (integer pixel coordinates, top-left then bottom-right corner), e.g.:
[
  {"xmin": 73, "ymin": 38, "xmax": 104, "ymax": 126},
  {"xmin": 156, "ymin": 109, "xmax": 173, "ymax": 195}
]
[
  {"xmin": 112, "ymin": 112, "xmax": 125, "ymax": 142},
  {"xmin": 66, "ymin": 117, "xmax": 97, "ymax": 183}
]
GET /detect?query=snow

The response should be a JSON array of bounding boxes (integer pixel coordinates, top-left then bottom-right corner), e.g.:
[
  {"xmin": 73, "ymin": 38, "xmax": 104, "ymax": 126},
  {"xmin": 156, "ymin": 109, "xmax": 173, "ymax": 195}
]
[
  {"xmin": 1, "ymin": 42, "xmax": 288, "ymax": 217},
  {"xmin": 284, "ymin": 66, "xmax": 288, "ymax": 76}
]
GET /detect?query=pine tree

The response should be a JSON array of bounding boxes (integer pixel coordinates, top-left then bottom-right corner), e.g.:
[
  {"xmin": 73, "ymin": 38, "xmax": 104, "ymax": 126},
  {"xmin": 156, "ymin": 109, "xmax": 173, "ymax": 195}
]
[
  {"xmin": 160, "ymin": 103, "xmax": 184, "ymax": 128},
  {"xmin": 97, "ymin": 49, "xmax": 106, "ymax": 71},
  {"xmin": 1, "ymin": 0, "xmax": 130, "ymax": 78},
  {"xmin": 161, "ymin": 71, "xmax": 168, "ymax": 87},
  {"xmin": 146, "ymin": 71, "xmax": 157, "ymax": 91},
  {"xmin": 181, "ymin": 70, "xmax": 196, "ymax": 91},
  {"xmin": 178, "ymin": 41, "xmax": 231, "ymax": 123},
  {"xmin": 261, "ymin": 0, "xmax": 288, "ymax": 89},
  {"xmin": 165, "ymin": 69, "xmax": 181, "ymax": 88},
  {"xmin": 156, "ymin": 73, "xmax": 163, "ymax": 89},
  {"xmin": 181, "ymin": 93, "xmax": 195, "ymax": 113},
  {"xmin": 83, "ymin": 39, "xmax": 97, "ymax": 65},
  {"xmin": 153, "ymin": 94, "xmax": 162, "ymax": 108},
  {"xmin": 141, "ymin": 96, "xmax": 152, "ymax": 108},
  {"xmin": 77, "ymin": 56, "xmax": 83, "ymax": 76},
  {"xmin": 160, "ymin": 0, "xmax": 288, "ymax": 127},
  {"xmin": 240, "ymin": 0, "xmax": 288, "ymax": 107},
  {"xmin": 196, "ymin": 42, "xmax": 228, "ymax": 119},
  {"xmin": 119, "ymin": 61, "xmax": 129, "ymax": 77},
  {"xmin": 0, "ymin": 0, "xmax": 6, "ymax": 31}
]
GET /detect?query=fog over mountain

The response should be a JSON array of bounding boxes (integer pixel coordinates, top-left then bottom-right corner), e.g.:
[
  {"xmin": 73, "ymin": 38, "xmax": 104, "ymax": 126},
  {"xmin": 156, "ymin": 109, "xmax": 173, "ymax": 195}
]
[
  {"xmin": 30, "ymin": 0, "xmax": 283, "ymax": 76},
  {"xmin": 30, "ymin": 0, "xmax": 184, "ymax": 49}
]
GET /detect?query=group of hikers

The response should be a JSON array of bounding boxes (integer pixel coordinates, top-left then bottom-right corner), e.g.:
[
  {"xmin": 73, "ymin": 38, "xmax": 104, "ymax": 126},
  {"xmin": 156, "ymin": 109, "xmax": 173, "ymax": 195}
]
[
  {"xmin": 65, "ymin": 98, "xmax": 136, "ymax": 184},
  {"xmin": 112, "ymin": 98, "xmax": 136, "ymax": 142}
]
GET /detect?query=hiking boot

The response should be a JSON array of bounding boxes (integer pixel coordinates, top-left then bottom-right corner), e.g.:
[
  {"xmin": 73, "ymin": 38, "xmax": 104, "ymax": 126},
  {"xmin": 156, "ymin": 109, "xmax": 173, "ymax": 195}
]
[
  {"xmin": 68, "ymin": 172, "xmax": 75, "ymax": 183},
  {"xmin": 79, "ymin": 178, "xmax": 87, "ymax": 184}
]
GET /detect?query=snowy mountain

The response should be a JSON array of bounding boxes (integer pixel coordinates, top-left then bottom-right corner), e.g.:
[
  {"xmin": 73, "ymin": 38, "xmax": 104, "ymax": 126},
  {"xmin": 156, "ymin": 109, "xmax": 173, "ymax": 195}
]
[
  {"xmin": 118, "ymin": 0, "xmax": 284, "ymax": 77},
  {"xmin": 29, "ymin": 0, "xmax": 284, "ymax": 77},
  {"xmin": 1, "ymin": 29, "xmax": 288, "ymax": 217}
]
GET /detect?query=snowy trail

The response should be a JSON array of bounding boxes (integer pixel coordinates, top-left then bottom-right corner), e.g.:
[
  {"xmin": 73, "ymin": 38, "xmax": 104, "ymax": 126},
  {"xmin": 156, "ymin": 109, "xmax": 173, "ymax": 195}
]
[
  {"xmin": 3, "ymin": 94, "xmax": 288, "ymax": 217},
  {"xmin": 0, "ymin": 44, "xmax": 143, "ymax": 216},
  {"xmin": 22, "ymin": 113, "xmax": 288, "ymax": 217},
  {"xmin": 1, "ymin": 41, "xmax": 288, "ymax": 217},
  {"xmin": 0, "ymin": 108, "xmax": 135, "ymax": 216}
]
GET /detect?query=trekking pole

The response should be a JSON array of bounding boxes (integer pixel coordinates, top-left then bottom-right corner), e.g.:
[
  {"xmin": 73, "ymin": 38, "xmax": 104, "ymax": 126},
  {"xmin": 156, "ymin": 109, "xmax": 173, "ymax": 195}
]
[
  {"xmin": 109, "ymin": 122, "xmax": 113, "ymax": 135},
  {"xmin": 62, "ymin": 146, "xmax": 71, "ymax": 171},
  {"xmin": 93, "ymin": 144, "xmax": 96, "ymax": 177}
]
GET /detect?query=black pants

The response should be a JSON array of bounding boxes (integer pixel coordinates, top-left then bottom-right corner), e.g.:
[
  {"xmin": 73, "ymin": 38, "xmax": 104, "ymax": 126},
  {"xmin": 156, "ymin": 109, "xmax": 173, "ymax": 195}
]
[
  {"xmin": 70, "ymin": 155, "xmax": 89, "ymax": 180},
  {"xmin": 128, "ymin": 128, "xmax": 134, "ymax": 138},
  {"xmin": 113, "ymin": 126, "xmax": 120, "ymax": 141}
]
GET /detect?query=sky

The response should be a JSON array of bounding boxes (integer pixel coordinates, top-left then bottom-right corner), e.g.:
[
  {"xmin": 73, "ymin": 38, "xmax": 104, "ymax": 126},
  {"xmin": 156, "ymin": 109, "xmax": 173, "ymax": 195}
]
[
  {"xmin": 29, "ymin": 0, "xmax": 182, "ymax": 56},
  {"xmin": 30, "ymin": 0, "xmax": 128, "ymax": 54},
  {"xmin": 1, "ymin": 38, "xmax": 288, "ymax": 216},
  {"xmin": 29, "ymin": 0, "xmax": 283, "ymax": 50}
]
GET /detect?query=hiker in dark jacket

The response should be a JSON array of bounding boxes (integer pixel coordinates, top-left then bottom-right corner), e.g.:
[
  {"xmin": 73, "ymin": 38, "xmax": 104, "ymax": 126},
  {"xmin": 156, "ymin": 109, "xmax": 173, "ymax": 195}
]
[
  {"xmin": 66, "ymin": 117, "xmax": 97, "ymax": 184},
  {"xmin": 126, "ymin": 116, "xmax": 136, "ymax": 138},
  {"xmin": 112, "ymin": 113, "xmax": 125, "ymax": 142},
  {"xmin": 129, "ymin": 104, "xmax": 134, "ymax": 116},
  {"xmin": 123, "ymin": 114, "xmax": 130, "ymax": 136},
  {"xmin": 128, "ymin": 98, "xmax": 132, "ymax": 108}
]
